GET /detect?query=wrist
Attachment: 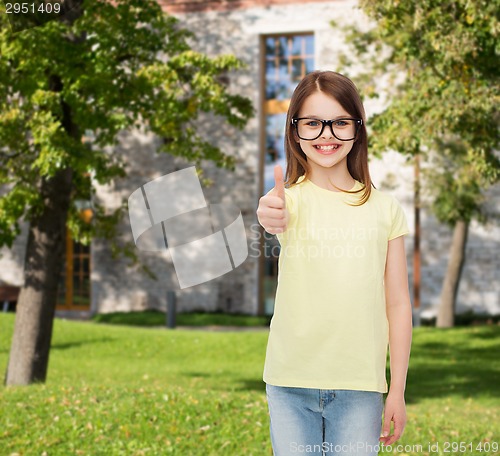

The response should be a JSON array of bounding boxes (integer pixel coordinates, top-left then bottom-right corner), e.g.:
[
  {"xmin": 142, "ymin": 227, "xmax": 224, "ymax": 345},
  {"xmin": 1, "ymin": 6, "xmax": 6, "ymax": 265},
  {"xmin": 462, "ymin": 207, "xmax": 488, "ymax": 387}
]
[{"xmin": 387, "ymin": 386, "xmax": 406, "ymax": 397}]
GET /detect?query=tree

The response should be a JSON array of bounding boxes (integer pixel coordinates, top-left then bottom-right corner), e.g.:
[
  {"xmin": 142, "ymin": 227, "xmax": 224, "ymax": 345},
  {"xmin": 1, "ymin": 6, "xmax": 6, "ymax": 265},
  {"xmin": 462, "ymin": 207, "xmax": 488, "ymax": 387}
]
[
  {"xmin": 0, "ymin": 0, "xmax": 253, "ymax": 385},
  {"xmin": 335, "ymin": 0, "xmax": 500, "ymax": 327}
]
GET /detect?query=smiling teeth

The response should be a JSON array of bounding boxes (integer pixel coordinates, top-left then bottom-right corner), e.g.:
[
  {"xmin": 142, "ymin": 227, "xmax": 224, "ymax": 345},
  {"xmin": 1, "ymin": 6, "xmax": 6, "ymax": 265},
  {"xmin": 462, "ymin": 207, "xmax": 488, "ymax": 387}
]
[{"xmin": 316, "ymin": 145, "xmax": 339, "ymax": 150}]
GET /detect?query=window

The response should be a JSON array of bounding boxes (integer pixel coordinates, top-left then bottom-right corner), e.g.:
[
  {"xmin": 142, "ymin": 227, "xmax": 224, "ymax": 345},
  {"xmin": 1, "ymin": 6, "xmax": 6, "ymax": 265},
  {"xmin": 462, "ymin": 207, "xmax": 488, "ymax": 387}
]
[
  {"xmin": 57, "ymin": 231, "xmax": 91, "ymax": 310},
  {"xmin": 263, "ymin": 34, "xmax": 315, "ymax": 191},
  {"xmin": 260, "ymin": 33, "xmax": 314, "ymax": 315},
  {"xmin": 57, "ymin": 170, "xmax": 93, "ymax": 310}
]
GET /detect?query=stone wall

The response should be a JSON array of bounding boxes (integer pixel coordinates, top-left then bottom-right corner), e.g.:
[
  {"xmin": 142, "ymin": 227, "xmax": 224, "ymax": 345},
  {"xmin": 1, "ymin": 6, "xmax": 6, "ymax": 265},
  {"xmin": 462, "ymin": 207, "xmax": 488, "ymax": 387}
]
[
  {"xmin": 0, "ymin": 0, "xmax": 498, "ymax": 317},
  {"xmin": 0, "ymin": 223, "xmax": 28, "ymax": 288},
  {"xmin": 159, "ymin": 0, "xmax": 337, "ymax": 14},
  {"xmin": 91, "ymin": 123, "xmax": 260, "ymax": 315}
]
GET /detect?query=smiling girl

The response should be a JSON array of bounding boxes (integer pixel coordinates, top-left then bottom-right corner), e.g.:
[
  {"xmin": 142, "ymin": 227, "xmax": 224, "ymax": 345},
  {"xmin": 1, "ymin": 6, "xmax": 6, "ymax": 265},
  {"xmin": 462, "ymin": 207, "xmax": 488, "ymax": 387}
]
[{"xmin": 257, "ymin": 71, "xmax": 412, "ymax": 455}]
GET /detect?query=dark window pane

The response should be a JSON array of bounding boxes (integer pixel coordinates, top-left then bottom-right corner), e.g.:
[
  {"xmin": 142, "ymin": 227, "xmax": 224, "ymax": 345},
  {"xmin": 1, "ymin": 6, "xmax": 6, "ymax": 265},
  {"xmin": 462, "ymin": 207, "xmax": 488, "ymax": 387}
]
[
  {"xmin": 291, "ymin": 36, "xmax": 303, "ymax": 56},
  {"xmin": 265, "ymin": 59, "xmax": 275, "ymax": 77},
  {"xmin": 278, "ymin": 58, "xmax": 288, "ymax": 76},
  {"xmin": 266, "ymin": 84, "xmax": 277, "ymax": 100},
  {"xmin": 291, "ymin": 59, "xmax": 303, "ymax": 82},
  {"xmin": 265, "ymin": 60, "xmax": 277, "ymax": 99},
  {"xmin": 279, "ymin": 37, "xmax": 289, "ymax": 58},
  {"xmin": 83, "ymin": 258, "xmax": 90, "ymax": 275},
  {"xmin": 305, "ymin": 35, "xmax": 314, "ymax": 55},
  {"xmin": 265, "ymin": 37, "xmax": 275, "ymax": 56},
  {"xmin": 305, "ymin": 57, "xmax": 315, "ymax": 74}
]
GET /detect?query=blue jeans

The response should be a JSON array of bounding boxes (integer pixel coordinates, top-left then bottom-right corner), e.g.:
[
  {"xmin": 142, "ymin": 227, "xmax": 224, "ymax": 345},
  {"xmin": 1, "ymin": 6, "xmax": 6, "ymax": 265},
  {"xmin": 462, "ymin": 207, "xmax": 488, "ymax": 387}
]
[{"xmin": 266, "ymin": 384, "xmax": 384, "ymax": 455}]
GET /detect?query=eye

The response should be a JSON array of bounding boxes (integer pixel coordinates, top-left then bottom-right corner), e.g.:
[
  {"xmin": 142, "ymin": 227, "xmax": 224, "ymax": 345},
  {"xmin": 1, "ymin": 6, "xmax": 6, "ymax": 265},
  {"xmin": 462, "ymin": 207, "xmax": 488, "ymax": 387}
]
[
  {"xmin": 334, "ymin": 120, "xmax": 349, "ymax": 127},
  {"xmin": 306, "ymin": 120, "xmax": 321, "ymax": 127}
]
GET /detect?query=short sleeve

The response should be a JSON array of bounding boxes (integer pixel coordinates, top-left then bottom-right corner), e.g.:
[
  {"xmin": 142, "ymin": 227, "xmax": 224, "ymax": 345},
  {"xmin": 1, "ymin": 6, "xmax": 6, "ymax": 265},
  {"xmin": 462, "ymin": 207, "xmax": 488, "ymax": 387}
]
[{"xmin": 388, "ymin": 197, "xmax": 410, "ymax": 240}]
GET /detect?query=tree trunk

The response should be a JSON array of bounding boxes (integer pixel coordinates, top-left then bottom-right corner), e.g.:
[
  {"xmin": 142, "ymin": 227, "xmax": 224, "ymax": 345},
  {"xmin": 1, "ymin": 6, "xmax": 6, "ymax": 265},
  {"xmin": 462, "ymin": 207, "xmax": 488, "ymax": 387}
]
[
  {"xmin": 436, "ymin": 220, "xmax": 469, "ymax": 328},
  {"xmin": 3, "ymin": 1, "xmax": 85, "ymax": 384},
  {"xmin": 5, "ymin": 168, "xmax": 73, "ymax": 385}
]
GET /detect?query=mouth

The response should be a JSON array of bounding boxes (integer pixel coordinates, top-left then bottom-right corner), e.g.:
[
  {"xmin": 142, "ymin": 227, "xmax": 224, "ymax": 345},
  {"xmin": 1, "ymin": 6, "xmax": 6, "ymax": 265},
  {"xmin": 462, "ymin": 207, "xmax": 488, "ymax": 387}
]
[{"xmin": 313, "ymin": 143, "xmax": 341, "ymax": 155}]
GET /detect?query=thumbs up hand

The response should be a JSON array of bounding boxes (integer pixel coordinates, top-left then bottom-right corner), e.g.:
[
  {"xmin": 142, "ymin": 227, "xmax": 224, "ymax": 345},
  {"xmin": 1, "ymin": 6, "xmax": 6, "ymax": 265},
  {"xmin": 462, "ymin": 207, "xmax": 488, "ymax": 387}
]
[{"xmin": 257, "ymin": 165, "xmax": 289, "ymax": 234}]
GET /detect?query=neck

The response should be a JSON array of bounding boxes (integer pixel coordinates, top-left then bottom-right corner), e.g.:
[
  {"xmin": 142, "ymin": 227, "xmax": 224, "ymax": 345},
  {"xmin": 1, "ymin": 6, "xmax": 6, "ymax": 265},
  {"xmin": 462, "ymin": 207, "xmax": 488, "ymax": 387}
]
[{"xmin": 307, "ymin": 159, "xmax": 355, "ymax": 192}]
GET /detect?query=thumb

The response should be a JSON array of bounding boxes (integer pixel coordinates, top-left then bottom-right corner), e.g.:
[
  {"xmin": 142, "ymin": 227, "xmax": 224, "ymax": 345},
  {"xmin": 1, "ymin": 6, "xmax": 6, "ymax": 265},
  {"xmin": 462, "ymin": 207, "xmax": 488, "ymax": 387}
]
[
  {"xmin": 273, "ymin": 164, "xmax": 285, "ymax": 204},
  {"xmin": 381, "ymin": 417, "xmax": 391, "ymax": 438}
]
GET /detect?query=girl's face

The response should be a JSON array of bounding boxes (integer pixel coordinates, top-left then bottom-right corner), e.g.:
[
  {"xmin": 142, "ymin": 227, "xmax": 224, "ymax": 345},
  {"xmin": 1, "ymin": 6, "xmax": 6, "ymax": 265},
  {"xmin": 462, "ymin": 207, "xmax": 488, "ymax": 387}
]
[{"xmin": 295, "ymin": 90, "xmax": 355, "ymax": 173}]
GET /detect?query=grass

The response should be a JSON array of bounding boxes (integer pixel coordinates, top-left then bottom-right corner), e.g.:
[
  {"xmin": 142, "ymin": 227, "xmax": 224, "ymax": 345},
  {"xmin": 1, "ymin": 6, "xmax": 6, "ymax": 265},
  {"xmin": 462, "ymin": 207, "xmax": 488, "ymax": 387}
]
[
  {"xmin": 0, "ymin": 313, "xmax": 499, "ymax": 455},
  {"xmin": 90, "ymin": 310, "xmax": 271, "ymax": 328}
]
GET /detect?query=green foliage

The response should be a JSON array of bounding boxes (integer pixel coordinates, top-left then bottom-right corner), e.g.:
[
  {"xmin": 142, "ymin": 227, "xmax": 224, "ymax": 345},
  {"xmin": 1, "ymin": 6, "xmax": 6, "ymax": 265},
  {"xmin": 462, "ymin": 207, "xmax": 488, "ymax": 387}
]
[
  {"xmin": 91, "ymin": 310, "xmax": 271, "ymax": 327},
  {"xmin": 0, "ymin": 0, "xmax": 253, "ymax": 247},
  {"xmin": 0, "ymin": 314, "xmax": 499, "ymax": 454},
  {"xmin": 425, "ymin": 140, "xmax": 487, "ymax": 225},
  {"xmin": 335, "ymin": 0, "xmax": 500, "ymax": 225}
]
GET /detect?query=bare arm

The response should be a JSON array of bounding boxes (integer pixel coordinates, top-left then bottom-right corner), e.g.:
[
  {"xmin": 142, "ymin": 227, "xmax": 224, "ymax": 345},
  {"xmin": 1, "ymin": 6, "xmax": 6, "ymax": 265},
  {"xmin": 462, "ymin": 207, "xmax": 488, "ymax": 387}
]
[{"xmin": 380, "ymin": 235, "xmax": 412, "ymax": 446}]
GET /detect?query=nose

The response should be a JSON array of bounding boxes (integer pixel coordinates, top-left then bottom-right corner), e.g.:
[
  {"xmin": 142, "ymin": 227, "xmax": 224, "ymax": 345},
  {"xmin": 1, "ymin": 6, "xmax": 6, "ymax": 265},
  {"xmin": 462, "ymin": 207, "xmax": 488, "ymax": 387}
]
[{"xmin": 321, "ymin": 121, "xmax": 334, "ymax": 139}]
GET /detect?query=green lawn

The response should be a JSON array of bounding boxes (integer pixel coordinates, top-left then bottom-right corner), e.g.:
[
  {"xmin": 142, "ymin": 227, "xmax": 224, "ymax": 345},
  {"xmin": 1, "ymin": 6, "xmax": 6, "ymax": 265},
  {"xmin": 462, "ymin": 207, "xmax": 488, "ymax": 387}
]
[{"xmin": 0, "ymin": 313, "xmax": 499, "ymax": 455}]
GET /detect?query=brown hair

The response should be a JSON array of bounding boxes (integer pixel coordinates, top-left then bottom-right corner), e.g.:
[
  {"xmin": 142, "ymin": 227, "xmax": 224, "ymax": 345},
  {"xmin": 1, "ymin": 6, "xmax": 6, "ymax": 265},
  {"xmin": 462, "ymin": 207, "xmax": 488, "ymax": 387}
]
[{"xmin": 284, "ymin": 70, "xmax": 373, "ymax": 205}]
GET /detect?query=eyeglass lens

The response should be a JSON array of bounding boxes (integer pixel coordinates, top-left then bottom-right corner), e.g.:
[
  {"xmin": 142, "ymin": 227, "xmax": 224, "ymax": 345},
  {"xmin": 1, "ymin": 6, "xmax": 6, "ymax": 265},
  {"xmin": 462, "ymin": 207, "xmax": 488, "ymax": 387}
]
[{"xmin": 296, "ymin": 118, "xmax": 358, "ymax": 141}]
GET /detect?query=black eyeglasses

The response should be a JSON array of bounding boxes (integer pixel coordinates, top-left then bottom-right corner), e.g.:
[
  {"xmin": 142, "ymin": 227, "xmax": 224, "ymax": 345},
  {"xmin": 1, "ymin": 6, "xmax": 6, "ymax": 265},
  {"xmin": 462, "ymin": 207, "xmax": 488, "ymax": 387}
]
[{"xmin": 292, "ymin": 117, "xmax": 363, "ymax": 141}]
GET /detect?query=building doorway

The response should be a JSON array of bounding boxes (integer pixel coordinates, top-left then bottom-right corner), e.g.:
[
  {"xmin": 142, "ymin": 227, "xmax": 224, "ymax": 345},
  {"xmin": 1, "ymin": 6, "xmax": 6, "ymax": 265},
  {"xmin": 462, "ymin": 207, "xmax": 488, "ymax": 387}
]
[
  {"xmin": 260, "ymin": 33, "xmax": 314, "ymax": 314},
  {"xmin": 57, "ymin": 229, "xmax": 91, "ymax": 311}
]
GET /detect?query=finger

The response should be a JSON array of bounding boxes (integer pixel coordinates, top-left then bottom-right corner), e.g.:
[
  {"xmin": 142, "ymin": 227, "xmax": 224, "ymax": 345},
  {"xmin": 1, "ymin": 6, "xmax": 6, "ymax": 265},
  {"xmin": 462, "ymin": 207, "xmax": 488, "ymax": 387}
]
[
  {"xmin": 259, "ymin": 207, "xmax": 287, "ymax": 221},
  {"xmin": 259, "ymin": 217, "xmax": 287, "ymax": 232},
  {"xmin": 256, "ymin": 203, "xmax": 286, "ymax": 224},
  {"xmin": 379, "ymin": 434, "xmax": 394, "ymax": 446},
  {"xmin": 384, "ymin": 434, "xmax": 399, "ymax": 446},
  {"xmin": 257, "ymin": 210, "xmax": 287, "ymax": 233},
  {"xmin": 263, "ymin": 195, "xmax": 286, "ymax": 209},
  {"xmin": 273, "ymin": 165, "xmax": 285, "ymax": 203},
  {"xmin": 391, "ymin": 418, "xmax": 404, "ymax": 442},
  {"xmin": 381, "ymin": 418, "xmax": 391, "ymax": 440},
  {"xmin": 265, "ymin": 226, "xmax": 285, "ymax": 234}
]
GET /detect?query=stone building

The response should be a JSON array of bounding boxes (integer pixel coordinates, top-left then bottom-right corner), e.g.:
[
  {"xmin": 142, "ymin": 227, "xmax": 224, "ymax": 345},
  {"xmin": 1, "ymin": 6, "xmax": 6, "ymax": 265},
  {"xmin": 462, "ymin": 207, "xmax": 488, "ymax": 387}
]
[{"xmin": 1, "ymin": 0, "xmax": 499, "ymax": 319}]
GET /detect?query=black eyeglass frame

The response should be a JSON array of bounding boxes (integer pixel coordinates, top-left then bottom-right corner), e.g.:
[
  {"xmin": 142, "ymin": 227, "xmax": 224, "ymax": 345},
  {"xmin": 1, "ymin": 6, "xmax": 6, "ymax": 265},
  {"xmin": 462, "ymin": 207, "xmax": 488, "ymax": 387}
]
[{"xmin": 291, "ymin": 117, "xmax": 363, "ymax": 141}]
